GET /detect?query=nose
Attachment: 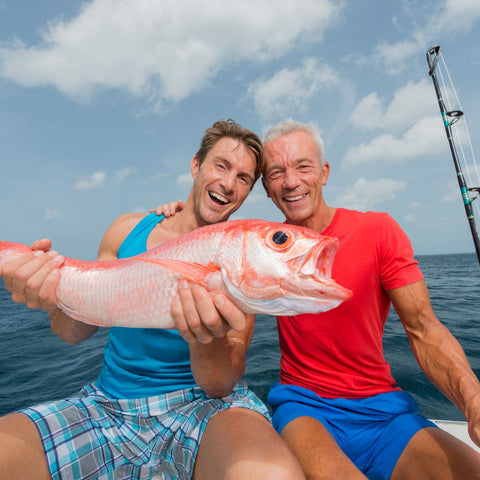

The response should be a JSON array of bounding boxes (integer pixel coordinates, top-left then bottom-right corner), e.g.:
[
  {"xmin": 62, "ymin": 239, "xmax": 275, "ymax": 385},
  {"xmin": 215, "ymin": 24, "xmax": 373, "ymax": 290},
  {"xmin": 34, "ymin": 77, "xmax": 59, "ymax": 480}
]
[
  {"xmin": 283, "ymin": 167, "xmax": 300, "ymax": 190},
  {"xmin": 220, "ymin": 171, "xmax": 236, "ymax": 192}
]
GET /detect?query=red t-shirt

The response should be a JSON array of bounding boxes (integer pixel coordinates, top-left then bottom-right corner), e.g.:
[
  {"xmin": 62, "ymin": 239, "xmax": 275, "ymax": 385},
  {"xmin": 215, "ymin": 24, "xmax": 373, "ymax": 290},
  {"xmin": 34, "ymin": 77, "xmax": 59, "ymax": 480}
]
[{"xmin": 277, "ymin": 208, "xmax": 424, "ymax": 399}]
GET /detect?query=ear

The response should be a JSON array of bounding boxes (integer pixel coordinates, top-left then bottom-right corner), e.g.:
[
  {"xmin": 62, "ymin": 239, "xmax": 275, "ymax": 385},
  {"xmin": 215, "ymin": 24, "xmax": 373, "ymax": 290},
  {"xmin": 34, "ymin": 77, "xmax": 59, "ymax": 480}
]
[
  {"xmin": 321, "ymin": 161, "xmax": 330, "ymax": 186},
  {"xmin": 262, "ymin": 177, "xmax": 271, "ymax": 198},
  {"xmin": 191, "ymin": 156, "xmax": 199, "ymax": 180}
]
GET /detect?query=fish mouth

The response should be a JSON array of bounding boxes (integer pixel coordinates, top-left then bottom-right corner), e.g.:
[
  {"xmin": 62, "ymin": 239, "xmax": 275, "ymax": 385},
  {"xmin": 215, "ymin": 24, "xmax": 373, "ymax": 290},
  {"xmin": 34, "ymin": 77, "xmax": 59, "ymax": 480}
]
[{"xmin": 284, "ymin": 237, "xmax": 352, "ymax": 302}]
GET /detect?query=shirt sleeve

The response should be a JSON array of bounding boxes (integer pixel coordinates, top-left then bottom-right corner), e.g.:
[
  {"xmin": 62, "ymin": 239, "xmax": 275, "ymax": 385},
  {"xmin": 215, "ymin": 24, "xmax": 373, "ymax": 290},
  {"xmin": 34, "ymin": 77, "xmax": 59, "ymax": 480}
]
[{"xmin": 377, "ymin": 213, "xmax": 424, "ymax": 290}]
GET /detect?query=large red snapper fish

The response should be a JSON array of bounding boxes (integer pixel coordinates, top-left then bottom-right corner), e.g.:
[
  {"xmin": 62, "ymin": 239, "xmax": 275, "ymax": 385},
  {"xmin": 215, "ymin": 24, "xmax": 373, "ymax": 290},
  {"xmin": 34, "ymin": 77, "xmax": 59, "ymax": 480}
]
[{"xmin": 0, "ymin": 219, "xmax": 352, "ymax": 328}]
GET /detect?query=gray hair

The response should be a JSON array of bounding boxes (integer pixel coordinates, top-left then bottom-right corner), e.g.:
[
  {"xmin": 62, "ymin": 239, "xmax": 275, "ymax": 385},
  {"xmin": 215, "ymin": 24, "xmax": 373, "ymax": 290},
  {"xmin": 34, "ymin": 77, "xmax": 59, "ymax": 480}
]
[{"xmin": 263, "ymin": 119, "xmax": 325, "ymax": 166}]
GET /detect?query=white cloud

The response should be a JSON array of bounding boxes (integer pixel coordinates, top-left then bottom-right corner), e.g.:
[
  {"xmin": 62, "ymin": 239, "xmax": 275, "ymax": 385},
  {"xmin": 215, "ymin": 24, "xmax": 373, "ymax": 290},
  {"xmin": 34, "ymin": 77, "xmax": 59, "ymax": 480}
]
[
  {"xmin": 249, "ymin": 57, "xmax": 339, "ymax": 119},
  {"xmin": 409, "ymin": 200, "xmax": 428, "ymax": 210},
  {"xmin": 441, "ymin": 179, "xmax": 463, "ymax": 203},
  {"xmin": 405, "ymin": 213, "xmax": 422, "ymax": 225},
  {"xmin": 439, "ymin": 0, "xmax": 480, "ymax": 32},
  {"xmin": 176, "ymin": 173, "xmax": 192, "ymax": 188},
  {"xmin": 334, "ymin": 177, "xmax": 407, "ymax": 211},
  {"xmin": 372, "ymin": 38, "xmax": 424, "ymax": 76},
  {"xmin": 349, "ymin": 79, "xmax": 436, "ymax": 132},
  {"xmin": 114, "ymin": 166, "xmax": 138, "ymax": 183},
  {"xmin": 244, "ymin": 192, "xmax": 268, "ymax": 204},
  {"xmin": 44, "ymin": 209, "xmax": 61, "ymax": 220},
  {"xmin": 74, "ymin": 171, "xmax": 106, "ymax": 190},
  {"xmin": 405, "ymin": 201, "xmax": 428, "ymax": 225},
  {"xmin": 342, "ymin": 116, "xmax": 445, "ymax": 167},
  {"xmin": 132, "ymin": 205, "xmax": 148, "ymax": 214},
  {"xmin": 0, "ymin": 0, "xmax": 343, "ymax": 108},
  {"xmin": 372, "ymin": 1, "xmax": 480, "ymax": 75},
  {"xmin": 145, "ymin": 172, "xmax": 169, "ymax": 184}
]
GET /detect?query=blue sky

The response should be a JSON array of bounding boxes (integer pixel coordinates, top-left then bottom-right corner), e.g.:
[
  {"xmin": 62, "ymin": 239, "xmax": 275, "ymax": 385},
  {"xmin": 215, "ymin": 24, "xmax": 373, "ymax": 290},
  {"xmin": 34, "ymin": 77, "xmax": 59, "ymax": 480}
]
[{"xmin": 1, "ymin": 0, "xmax": 480, "ymax": 259}]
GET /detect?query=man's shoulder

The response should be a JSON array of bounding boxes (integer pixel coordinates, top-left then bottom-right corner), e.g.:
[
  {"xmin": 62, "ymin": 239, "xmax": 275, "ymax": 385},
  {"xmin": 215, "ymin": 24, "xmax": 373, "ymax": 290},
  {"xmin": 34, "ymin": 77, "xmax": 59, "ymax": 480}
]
[
  {"xmin": 98, "ymin": 213, "xmax": 149, "ymax": 260},
  {"xmin": 337, "ymin": 208, "xmax": 391, "ymax": 225},
  {"xmin": 332, "ymin": 209, "xmax": 399, "ymax": 241},
  {"xmin": 113, "ymin": 212, "xmax": 149, "ymax": 228}
]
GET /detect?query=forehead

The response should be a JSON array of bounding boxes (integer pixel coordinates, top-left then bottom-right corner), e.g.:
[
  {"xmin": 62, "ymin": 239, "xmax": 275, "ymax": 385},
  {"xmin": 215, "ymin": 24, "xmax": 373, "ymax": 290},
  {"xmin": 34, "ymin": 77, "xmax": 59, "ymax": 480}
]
[
  {"xmin": 264, "ymin": 130, "xmax": 319, "ymax": 166},
  {"xmin": 206, "ymin": 137, "xmax": 256, "ymax": 174}
]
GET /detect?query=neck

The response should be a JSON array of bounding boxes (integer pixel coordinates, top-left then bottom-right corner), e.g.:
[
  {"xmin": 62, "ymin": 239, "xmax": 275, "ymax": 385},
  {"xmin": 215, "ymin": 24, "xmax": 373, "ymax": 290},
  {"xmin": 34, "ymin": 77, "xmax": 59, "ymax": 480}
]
[
  {"xmin": 287, "ymin": 203, "xmax": 336, "ymax": 233},
  {"xmin": 157, "ymin": 190, "xmax": 203, "ymax": 237},
  {"xmin": 163, "ymin": 208, "xmax": 203, "ymax": 237}
]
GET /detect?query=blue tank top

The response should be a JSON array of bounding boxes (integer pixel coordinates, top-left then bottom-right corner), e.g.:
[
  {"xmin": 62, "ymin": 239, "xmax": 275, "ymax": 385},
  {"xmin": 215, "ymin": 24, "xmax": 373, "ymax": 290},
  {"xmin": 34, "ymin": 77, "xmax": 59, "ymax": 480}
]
[{"xmin": 97, "ymin": 213, "xmax": 195, "ymax": 398}]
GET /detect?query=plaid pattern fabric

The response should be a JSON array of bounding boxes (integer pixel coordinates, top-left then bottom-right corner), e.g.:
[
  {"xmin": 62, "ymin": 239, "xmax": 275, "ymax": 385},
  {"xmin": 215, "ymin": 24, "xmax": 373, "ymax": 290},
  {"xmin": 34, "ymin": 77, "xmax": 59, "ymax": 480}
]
[{"xmin": 21, "ymin": 382, "xmax": 269, "ymax": 480}]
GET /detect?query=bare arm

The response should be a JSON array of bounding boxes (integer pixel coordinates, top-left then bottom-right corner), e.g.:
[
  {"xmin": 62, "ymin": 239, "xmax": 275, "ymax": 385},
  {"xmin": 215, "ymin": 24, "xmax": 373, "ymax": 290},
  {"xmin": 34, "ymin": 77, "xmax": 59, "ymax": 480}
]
[
  {"xmin": 389, "ymin": 280, "xmax": 480, "ymax": 445},
  {"xmin": 171, "ymin": 281, "xmax": 252, "ymax": 398},
  {"xmin": 1, "ymin": 214, "xmax": 145, "ymax": 345}
]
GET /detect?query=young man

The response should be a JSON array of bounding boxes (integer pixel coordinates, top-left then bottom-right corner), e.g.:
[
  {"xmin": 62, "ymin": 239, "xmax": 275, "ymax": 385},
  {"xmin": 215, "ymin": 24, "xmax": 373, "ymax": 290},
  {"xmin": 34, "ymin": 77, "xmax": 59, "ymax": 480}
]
[
  {"xmin": 0, "ymin": 120, "xmax": 304, "ymax": 480},
  {"xmin": 261, "ymin": 120, "xmax": 480, "ymax": 479}
]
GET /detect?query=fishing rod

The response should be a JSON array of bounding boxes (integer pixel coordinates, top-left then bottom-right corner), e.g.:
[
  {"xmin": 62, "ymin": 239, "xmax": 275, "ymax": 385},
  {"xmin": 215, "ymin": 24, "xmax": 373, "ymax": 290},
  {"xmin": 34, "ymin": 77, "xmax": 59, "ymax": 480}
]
[{"xmin": 426, "ymin": 45, "xmax": 480, "ymax": 265}]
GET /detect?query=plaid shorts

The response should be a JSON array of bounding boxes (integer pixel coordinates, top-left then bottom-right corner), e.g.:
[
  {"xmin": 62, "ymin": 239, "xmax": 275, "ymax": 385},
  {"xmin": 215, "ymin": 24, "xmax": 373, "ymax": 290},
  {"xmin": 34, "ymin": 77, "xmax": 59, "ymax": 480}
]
[{"xmin": 21, "ymin": 381, "xmax": 270, "ymax": 480}]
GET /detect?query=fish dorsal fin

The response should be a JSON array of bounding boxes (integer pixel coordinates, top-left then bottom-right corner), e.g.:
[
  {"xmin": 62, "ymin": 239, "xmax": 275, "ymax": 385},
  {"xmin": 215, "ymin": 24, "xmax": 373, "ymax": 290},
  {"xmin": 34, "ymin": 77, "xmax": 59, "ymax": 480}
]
[{"xmin": 136, "ymin": 258, "xmax": 221, "ymax": 286}]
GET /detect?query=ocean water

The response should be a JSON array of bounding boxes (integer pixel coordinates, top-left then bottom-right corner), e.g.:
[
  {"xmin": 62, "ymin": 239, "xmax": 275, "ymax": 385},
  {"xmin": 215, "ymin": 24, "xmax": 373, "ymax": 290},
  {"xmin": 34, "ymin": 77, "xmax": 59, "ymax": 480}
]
[{"xmin": 1, "ymin": 252, "xmax": 479, "ymax": 420}]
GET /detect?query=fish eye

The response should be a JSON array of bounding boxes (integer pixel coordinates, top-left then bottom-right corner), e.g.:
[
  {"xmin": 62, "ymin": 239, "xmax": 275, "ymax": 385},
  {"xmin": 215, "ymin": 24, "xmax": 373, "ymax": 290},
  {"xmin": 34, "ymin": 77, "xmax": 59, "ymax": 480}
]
[
  {"xmin": 266, "ymin": 229, "xmax": 294, "ymax": 250},
  {"xmin": 272, "ymin": 231, "xmax": 289, "ymax": 245}
]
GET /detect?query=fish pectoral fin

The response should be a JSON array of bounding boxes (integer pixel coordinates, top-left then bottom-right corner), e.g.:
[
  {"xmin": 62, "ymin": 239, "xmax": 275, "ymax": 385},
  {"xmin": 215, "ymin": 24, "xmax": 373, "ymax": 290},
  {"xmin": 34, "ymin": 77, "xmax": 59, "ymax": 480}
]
[{"xmin": 136, "ymin": 258, "xmax": 220, "ymax": 285}]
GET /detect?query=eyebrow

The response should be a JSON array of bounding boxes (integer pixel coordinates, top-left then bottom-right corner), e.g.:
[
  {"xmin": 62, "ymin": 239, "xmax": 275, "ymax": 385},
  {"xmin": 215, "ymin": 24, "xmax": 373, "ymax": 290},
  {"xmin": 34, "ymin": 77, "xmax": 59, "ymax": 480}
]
[
  {"xmin": 295, "ymin": 157, "xmax": 315, "ymax": 165},
  {"xmin": 266, "ymin": 157, "xmax": 313, "ymax": 172}
]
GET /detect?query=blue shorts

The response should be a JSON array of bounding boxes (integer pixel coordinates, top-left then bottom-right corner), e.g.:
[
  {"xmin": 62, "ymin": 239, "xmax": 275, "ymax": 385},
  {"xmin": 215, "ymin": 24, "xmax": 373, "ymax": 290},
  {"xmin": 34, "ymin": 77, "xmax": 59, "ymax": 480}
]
[
  {"xmin": 268, "ymin": 383, "xmax": 436, "ymax": 480},
  {"xmin": 21, "ymin": 382, "xmax": 270, "ymax": 480}
]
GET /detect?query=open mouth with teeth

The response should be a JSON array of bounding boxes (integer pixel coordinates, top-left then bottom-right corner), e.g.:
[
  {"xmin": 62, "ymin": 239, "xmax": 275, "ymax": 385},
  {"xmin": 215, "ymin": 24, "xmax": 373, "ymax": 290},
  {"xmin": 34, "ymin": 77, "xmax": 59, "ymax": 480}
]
[
  {"xmin": 284, "ymin": 193, "xmax": 308, "ymax": 202},
  {"xmin": 209, "ymin": 191, "xmax": 230, "ymax": 205}
]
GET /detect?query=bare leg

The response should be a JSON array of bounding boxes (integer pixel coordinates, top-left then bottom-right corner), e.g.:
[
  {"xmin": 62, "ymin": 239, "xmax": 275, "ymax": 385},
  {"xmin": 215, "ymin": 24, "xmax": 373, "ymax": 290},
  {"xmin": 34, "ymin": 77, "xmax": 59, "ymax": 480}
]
[
  {"xmin": 0, "ymin": 413, "xmax": 50, "ymax": 480},
  {"xmin": 193, "ymin": 408, "xmax": 305, "ymax": 480},
  {"xmin": 281, "ymin": 416, "xmax": 367, "ymax": 480},
  {"xmin": 391, "ymin": 426, "xmax": 480, "ymax": 479}
]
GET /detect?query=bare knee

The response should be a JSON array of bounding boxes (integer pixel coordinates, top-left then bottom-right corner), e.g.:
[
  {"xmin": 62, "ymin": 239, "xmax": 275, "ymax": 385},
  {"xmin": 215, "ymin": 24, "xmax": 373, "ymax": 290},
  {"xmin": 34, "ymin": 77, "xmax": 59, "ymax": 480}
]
[
  {"xmin": 304, "ymin": 469, "xmax": 366, "ymax": 480},
  {"xmin": 0, "ymin": 413, "xmax": 50, "ymax": 480},
  {"xmin": 281, "ymin": 416, "xmax": 367, "ymax": 480},
  {"xmin": 225, "ymin": 455, "xmax": 305, "ymax": 480},
  {"xmin": 194, "ymin": 408, "xmax": 305, "ymax": 480},
  {"xmin": 392, "ymin": 427, "xmax": 480, "ymax": 480}
]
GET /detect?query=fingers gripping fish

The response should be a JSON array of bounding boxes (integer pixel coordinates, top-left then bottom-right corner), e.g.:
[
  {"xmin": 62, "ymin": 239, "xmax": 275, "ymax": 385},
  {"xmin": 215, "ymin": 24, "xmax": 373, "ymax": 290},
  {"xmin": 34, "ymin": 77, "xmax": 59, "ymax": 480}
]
[{"xmin": 0, "ymin": 219, "xmax": 352, "ymax": 328}]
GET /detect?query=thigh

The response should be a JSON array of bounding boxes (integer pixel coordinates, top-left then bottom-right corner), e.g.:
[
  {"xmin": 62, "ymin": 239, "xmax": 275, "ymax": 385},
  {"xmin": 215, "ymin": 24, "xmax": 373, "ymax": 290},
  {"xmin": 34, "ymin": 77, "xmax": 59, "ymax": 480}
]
[
  {"xmin": 281, "ymin": 416, "xmax": 367, "ymax": 480},
  {"xmin": 0, "ymin": 413, "xmax": 50, "ymax": 480},
  {"xmin": 193, "ymin": 408, "xmax": 305, "ymax": 480},
  {"xmin": 391, "ymin": 426, "xmax": 480, "ymax": 480}
]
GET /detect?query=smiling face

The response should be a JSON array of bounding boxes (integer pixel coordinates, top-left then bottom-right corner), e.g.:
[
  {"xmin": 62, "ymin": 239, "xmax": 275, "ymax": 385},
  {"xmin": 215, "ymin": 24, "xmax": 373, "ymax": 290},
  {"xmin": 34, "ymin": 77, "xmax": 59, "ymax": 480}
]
[
  {"xmin": 262, "ymin": 129, "xmax": 330, "ymax": 227},
  {"xmin": 191, "ymin": 136, "xmax": 256, "ymax": 225}
]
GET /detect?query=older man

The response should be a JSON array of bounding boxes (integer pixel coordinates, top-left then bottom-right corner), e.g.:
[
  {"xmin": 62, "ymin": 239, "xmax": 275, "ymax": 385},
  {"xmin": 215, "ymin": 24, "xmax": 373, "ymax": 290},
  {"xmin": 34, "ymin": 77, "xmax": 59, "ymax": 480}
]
[{"xmin": 261, "ymin": 119, "xmax": 480, "ymax": 479}]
